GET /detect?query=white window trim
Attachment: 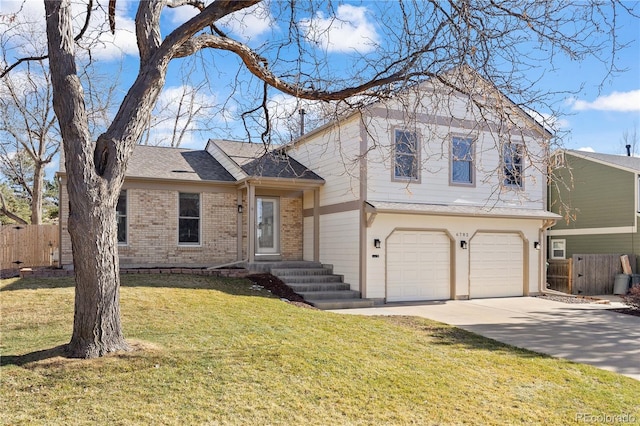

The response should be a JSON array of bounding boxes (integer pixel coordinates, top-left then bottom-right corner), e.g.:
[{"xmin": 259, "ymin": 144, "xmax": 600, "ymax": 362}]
[
  {"xmin": 178, "ymin": 192, "xmax": 202, "ymax": 246},
  {"xmin": 550, "ymin": 239, "xmax": 566, "ymax": 260},
  {"xmin": 116, "ymin": 190, "xmax": 128, "ymax": 246}
]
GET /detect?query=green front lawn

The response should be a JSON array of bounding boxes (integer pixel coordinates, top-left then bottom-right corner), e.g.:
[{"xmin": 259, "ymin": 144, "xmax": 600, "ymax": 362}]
[{"xmin": 2, "ymin": 274, "xmax": 638, "ymax": 425}]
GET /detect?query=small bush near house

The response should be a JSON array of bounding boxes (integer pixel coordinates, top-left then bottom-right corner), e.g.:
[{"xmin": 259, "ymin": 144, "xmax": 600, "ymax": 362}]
[{"xmin": 622, "ymin": 285, "xmax": 640, "ymax": 310}]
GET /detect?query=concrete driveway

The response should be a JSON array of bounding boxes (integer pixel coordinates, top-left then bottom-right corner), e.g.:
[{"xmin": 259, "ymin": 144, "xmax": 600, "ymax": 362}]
[{"xmin": 333, "ymin": 297, "xmax": 640, "ymax": 381}]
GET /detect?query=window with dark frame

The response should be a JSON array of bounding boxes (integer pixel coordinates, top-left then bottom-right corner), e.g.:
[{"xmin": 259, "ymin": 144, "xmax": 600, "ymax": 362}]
[
  {"xmin": 451, "ymin": 136, "xmax": 473, "ymax": 184},
  {"xmin": 394, "ymin": 129, "xmax": 419, "ymax": 180},
  {"xmin": 116, "ymin": 190, "xmax": 127, "ymax": 244},
  {"xmin": 503, "ymin": 142, "xmax": 524, "ymax": 187},
  {"xmin": 179, "ymin": 192, "xmax": 200, "ymax": 244}
]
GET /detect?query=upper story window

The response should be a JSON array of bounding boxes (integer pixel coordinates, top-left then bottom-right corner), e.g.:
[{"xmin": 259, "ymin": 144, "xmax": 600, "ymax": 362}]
[
  {"xmin": 116, "ymin": 190, "xmax": 127, "ymax": 244},
  {"xmin": 179, "ymin": 192, "xmax": 200, "ymax": 244},
  {"xmin": 503, "ymin": 142, "xmax": 524, "ymax": 188},
  {"xmin": 394, "ymin": 129, "xmax": 419, "ymax": 181},
  {"xmin": 451, "ymin": 136, "xmax": 474, "ymax": 185}
]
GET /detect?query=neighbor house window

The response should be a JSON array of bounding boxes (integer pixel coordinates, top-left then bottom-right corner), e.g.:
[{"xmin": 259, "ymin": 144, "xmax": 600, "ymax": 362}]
[
  {"xmin": 550, "ymin": 239, "xmax": 566, "ymax": 259},
  {"xmin": 179, "ymin": 192, "xmax": 200, "ymax": 244},
  {"xmin": 116, "ymin": 190, "xmax": 127, "ymax": 244},
  {"xmin": 451, "ymin": 136, "xmax": 474, "ymax": 185},
  {"xmin": 503, "ymin": 142, "xmax": 524, "ymax": 187},
  {"xmin": 394, "ymin": 129, "xmax": 419, "ymax": 181}
]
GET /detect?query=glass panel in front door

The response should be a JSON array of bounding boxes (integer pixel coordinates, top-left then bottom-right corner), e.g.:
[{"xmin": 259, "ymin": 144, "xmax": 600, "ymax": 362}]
[{"xmin": 256, "ymin": 197, "xmax": 279, "ymax": 254}]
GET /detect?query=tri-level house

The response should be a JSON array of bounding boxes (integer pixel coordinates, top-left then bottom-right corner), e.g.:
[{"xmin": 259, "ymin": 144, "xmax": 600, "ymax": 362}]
[{"xmin": 58, "ymin": 69, "xmax": 560, "ymax": 305}]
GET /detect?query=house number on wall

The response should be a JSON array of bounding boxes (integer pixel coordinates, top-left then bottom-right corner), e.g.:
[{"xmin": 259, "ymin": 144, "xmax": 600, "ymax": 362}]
[{"xmin": 456, "ymin": 232, "xmax": 469, "ymax": 237}]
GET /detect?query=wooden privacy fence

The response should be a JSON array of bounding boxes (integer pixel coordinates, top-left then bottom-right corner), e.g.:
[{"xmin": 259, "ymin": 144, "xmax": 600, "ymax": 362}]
[
  {"xmin": 546, "ymin": 253, "xmax": 636, "ymax": 295},
  {"xmin": 1, "ymin": 224, "xmax": 58, "ymax": 269},
  {"xmin": 547, "ymin": 259, "xmax": 573, "ymax": 294}
]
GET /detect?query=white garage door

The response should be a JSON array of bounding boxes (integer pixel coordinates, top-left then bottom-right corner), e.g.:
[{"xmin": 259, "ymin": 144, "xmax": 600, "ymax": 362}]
[
  {"xmin": 387, "ymin": 231, "xmax": 451, "ymax": 302},
  {"xmin": 470, "ymin": 233, "xmax": 523, "ymax": 298}
]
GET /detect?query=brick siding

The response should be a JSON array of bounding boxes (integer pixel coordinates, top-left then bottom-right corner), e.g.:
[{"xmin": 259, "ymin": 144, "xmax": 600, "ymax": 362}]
[{"xmin": 60, "ymin": 184, "xmax": 304, "ymax": 268}]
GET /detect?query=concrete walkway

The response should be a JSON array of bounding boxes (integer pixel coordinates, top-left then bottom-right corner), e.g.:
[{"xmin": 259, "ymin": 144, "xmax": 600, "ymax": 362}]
[{"xmin": 333, "ymin": 297, "xmax": 640, "ymax": 381}]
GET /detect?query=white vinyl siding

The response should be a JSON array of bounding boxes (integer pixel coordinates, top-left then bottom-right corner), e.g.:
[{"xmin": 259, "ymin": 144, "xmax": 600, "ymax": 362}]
[
  {"xmin": 319, "ymin": 210, "xmax": 360, "ymax": 290},
  {"xmin": 288, "ymin": 117, "xmax": 362, "ymax": 206},
  {"xmin": 363, "ymin": 102, "xmax": 546, "ymax": 210}
]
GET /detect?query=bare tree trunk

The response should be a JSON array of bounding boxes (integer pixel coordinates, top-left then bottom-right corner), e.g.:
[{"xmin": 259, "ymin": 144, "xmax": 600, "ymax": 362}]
[
  {"xmin": 45, "ymin": 0, "xmax": 128, "ymax": 358},
  {"xmin": 30, "ymin": 162, "xmax": 44, "ymax": 224},
  {"xmin": 66, "ymin": 181, "xmax": 128, "ymax": 358}
]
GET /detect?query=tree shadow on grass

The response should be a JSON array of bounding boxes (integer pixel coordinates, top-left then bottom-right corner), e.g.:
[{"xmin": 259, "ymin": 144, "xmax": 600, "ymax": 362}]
[
  {"xmin": 0, "ymin": 273, "xmax": 278, "ymax": 297},
  {"xmin": 0, "ymin": 276, "xmax": 75, "ymax": 292},
  {"xmin": 381, "ymin": 315, "xmax": 547, "ymax": 360},
  {"xmin": 1, "ymin": 345, "xmax": 69, "ymax": 367}
]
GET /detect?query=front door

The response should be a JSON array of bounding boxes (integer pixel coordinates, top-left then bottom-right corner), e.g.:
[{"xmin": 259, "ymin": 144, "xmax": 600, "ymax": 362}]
[{"xmin": 256, "ymin": 197, "xmax": 280, "ymax": 255}]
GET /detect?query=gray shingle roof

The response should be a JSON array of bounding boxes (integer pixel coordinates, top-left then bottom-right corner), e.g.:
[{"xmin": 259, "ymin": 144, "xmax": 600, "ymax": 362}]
[
  {"xmin": 212, "ymin": 139, "xmax": 271, "ymax": 166},
  {"xmin": 241, "ymin": 152, "xmax": 324, "ymax": 180},
  {"xmin": 210, "ymin": 139, "xmax": 323, "ymax": 181},
  {"xmin": 567, "ymin": 150, "xmax": 640, "ymax": 173},
  {"xmin": 125, "ymin": 145, "xmax": 235, "ymax": 182},
  {"xmin": 59, "ymin": 142, "xmax": 323, "ymax": 183}
]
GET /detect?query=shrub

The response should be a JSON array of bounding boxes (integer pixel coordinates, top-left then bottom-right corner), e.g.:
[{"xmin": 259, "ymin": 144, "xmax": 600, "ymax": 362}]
[{"xmin": 621, "ymin": 285, "xmax": 640, "ymax": 310}]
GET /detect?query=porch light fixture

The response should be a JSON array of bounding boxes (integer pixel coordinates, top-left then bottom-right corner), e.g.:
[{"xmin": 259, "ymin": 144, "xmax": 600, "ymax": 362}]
[
  {"xmin": 460, "ymin": 240, "xmax": 468, "ymax": 249},
  {"xmin": 374, "ymin": 238, "xmax": 381, "ymax": 249},
  {"xmin": 534, "ymin": 241, "xmax": 540, "ymax": 250},
  {"xmin": 237, "ymin": 205, "xmax": 243, "ymax": 214}
]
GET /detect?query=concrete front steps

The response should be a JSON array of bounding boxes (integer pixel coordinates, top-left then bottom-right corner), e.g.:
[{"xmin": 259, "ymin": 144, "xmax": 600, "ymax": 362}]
[{"xmin": 247, "ymin": 261, "xmax": 374, "ymax": 309}]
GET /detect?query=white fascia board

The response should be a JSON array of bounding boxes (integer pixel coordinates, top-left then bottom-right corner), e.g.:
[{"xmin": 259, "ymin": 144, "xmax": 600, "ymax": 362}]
[{"xmin": 205, "ymin": 140, "xmax": 247, "ymax": 181}]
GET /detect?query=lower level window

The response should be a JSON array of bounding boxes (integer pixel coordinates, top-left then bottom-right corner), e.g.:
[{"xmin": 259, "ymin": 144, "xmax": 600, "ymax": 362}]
[
  {"xmin": 551, "ymin": 239, "xmax": 566, "ymax": 259},
  {"xmin": 179, "ymin": 192, "xmax": 200, "ymax": 244},
  {"xmin": 116, "ymin": 190, "xmax": 127, "ymax": 244}
]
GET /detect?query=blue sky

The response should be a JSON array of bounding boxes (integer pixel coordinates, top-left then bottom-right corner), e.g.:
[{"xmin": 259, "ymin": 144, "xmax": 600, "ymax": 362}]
[{"xmin": 2, "ymin": 0, "xmax": 639, "ymax": 166}]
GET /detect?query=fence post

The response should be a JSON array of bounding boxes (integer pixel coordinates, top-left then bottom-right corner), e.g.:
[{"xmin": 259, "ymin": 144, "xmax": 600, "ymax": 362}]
[{"xmin": 568, "ymin": 258, "xmax": 573, "ymax": 295}]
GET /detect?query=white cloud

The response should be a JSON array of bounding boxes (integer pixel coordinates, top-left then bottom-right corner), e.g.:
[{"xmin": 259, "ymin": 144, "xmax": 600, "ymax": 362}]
[
  {"xmin": 0, "ymin": 0, "xmax": 138, "ymax": 61},
  {"xmin": 165, "ymin": 1, "xmax": 274, "ymax": 42},
  {"xmin": 219, "ymin": 2, "xmax": 274, "ymax": 41},
  {"xmin": 300, "ymin": 4, "xmax": 379, "ymax": 53},
  {"xmin": 570, "ymin": 90, "xmax": 640, "ymax": 112}
]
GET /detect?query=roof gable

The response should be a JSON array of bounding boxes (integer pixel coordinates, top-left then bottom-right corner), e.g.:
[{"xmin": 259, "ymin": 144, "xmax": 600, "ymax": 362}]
[{"xmin": 208, "ymin": 139, "xmax": 323, "ymax": 181}]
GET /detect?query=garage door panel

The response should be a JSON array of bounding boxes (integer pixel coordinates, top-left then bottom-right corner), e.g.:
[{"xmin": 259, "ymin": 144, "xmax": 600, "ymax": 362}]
[
  {"xmin": 387, "ymin": 231, "xmax": 451, "ymax": 302},
  {"xmin": 470, "ymin": 233, "xmax": 523, "ymax": 298}
]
